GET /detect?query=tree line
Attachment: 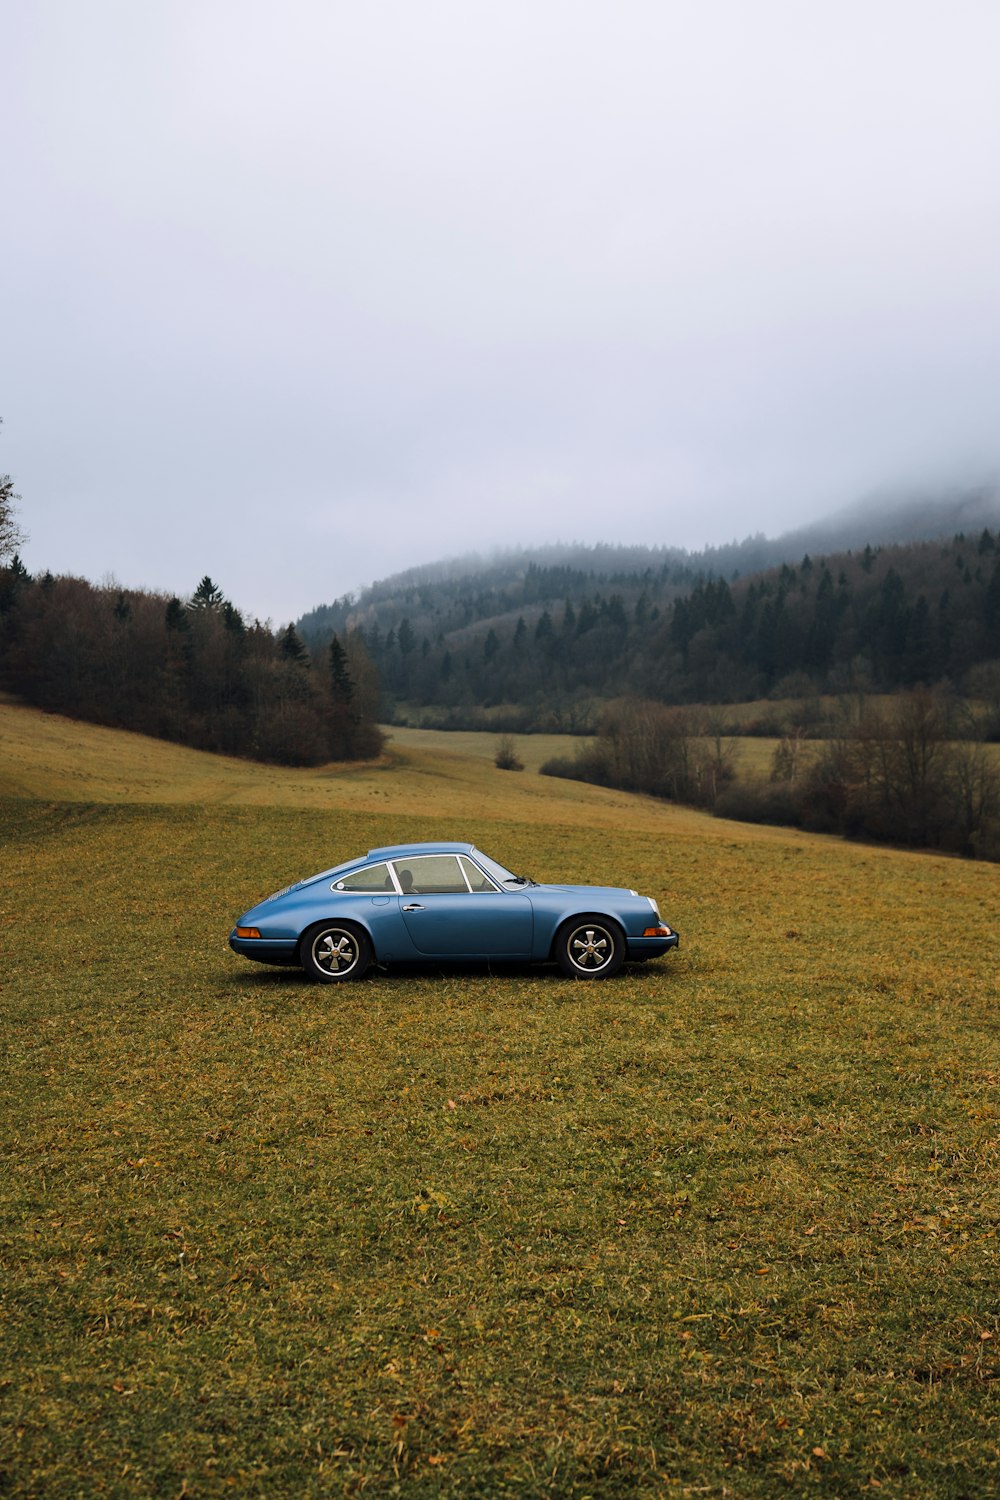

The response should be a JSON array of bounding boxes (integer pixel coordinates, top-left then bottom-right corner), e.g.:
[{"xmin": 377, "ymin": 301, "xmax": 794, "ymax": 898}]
[
  {"xmin": 0, "ymin": 566, "xmax": 382, "ymax": 766},
  {"xmin": 0, "ymin": 425, "xmax": 383, "ymax": 766},
  {"xmin": 541, "ymin": 690, "xmax": 1000, "ymax": 861}
]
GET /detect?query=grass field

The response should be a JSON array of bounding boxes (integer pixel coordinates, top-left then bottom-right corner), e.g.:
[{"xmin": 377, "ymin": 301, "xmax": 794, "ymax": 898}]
[{"xmin": 1, "ymin": 701, "xmax": 998, "ymax": 1497}]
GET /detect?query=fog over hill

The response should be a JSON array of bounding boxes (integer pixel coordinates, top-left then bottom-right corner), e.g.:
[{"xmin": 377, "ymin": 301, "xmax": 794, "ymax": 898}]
[
  {"xmin": 299, "ymin": 486, "xmax": 1000, "ymax": 637},
  {"xmin": 777, "ymin": 484, "xmax": 1000, "ymax": 560},
  {"xmin": 293, "ymin": 487, "xmax": 1000, "ymax": 733}
]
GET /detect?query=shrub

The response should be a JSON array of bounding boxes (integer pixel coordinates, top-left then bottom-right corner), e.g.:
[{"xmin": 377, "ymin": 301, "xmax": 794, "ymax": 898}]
[
  {"xmin": 714, "ymin": 776, "xmax": 803, "ymax": 827},
  {"xmin": 494, "ymin": 734, "xmax": 524, "ymax": 771},
  {"xmin": 540, "ymin": 745, "xmax": 612, "ymax": 786}
]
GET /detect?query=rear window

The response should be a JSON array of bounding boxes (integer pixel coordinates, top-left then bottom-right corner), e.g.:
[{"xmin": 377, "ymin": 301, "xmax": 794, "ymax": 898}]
[{"xmin": 333, "ymin": 862, "xmax": 394, "ymax": 892}]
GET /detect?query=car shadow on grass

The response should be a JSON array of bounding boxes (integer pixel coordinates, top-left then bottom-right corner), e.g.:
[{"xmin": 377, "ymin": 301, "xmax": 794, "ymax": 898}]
[{"xmin": 222, "ymin": 958, "xmax": 654, "ymax": 988}]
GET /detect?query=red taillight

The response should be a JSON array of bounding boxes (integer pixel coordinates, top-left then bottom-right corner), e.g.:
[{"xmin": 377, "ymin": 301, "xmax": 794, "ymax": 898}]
[
  {"xmin": 235, "ymin": 926, "xmax": 261, "ymax": 939},
  {"xmin": 643, "ymin": 925, "xmax": 672, "ymax": 937}
]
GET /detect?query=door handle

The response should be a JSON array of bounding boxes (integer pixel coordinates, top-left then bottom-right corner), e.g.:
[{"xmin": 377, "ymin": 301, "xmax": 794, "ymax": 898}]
[{"xmin": 402, "ymin": 902, "xmax": 425, "ymax": 911}]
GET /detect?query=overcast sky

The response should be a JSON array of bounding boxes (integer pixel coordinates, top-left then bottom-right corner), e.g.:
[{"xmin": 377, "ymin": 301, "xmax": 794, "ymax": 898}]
[{"xmin": 4, "ymin": 1, "xmax": 999, "ymax": 623}]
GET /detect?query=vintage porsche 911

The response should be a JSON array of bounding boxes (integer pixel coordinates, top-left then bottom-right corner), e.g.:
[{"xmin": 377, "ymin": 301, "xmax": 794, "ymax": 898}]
[{"xmin": 229, "ymin": 841, "xmax": 678, "ymax": 982}]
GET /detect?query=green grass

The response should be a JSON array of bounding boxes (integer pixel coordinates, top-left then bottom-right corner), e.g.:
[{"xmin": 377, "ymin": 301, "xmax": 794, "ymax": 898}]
[{"xmin": 1, "ymin": 703, "xmax": 998, "ymax": 1496}]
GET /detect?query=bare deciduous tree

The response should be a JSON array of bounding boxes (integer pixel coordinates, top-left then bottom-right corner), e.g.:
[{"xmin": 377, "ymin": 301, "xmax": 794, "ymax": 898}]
[{"xmin": 0, "ymin": 420, "xmax": 26, "ymax": 565}]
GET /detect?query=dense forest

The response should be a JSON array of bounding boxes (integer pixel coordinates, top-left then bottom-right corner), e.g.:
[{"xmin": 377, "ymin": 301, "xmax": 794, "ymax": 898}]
[
  {"xmin": 0, "ymin": 567, "xmax": 382, "ymax": 766},
  {"xmin": 299, "ymin": 525, "xmax": 1000, "ymax": 730}
]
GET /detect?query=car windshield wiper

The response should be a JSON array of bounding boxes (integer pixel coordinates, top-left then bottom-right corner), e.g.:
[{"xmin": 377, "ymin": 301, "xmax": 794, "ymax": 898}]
[{"xmin": 504, "ymin": 874, "xmax": 536, "ymax": 886}]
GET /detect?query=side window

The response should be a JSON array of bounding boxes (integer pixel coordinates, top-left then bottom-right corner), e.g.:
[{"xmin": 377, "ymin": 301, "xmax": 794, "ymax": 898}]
[
  {"xmin": 460, "ymin": 855, "xmax": 499, "ymax": 892},
  {"xmin": 334, "ymin": 862, "xmax": 394, "ymax": 892},
  {"xmin": 392, "ymin": 855, "xmax": 469, "ymax": 894}
]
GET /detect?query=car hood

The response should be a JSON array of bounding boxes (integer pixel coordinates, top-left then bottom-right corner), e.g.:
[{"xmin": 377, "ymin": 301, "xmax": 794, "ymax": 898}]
[{"xmin": 529, "ymin": 883, "xmax": 639, "ymax": 900}]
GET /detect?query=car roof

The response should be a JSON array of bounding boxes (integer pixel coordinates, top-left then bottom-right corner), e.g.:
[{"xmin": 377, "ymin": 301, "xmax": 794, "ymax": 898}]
[{"xmin": 366, "ymin": 841, "xmax": 475, "ymax": 860}]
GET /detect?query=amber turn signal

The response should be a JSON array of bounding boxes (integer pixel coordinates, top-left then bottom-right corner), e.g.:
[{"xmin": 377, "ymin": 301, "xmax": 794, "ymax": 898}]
[
  {"xmin": 643, "ymin": 925, "xmax": 672, "ymax": 937},
  {"xmin": 235, "ymin": 926, "xmax": 262, "ymax": 939}
]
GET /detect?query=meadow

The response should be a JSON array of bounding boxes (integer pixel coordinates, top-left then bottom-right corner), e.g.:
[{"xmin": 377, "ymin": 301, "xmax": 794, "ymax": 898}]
[{"xmin": 1, "ymin": 702, "xmax": 997, "ymax": 1497}]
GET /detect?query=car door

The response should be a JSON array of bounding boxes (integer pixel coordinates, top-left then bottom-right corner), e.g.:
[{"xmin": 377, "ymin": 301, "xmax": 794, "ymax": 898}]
[{"xmin": 392, "ymin": 853, "xmax": 532, "ymax": 958}]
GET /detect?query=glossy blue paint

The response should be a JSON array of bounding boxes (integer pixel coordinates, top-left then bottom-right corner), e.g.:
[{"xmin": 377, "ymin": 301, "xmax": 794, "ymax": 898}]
[{"xmin": 229, "ymin": 842, "xmax": 679, "ymax": 982}]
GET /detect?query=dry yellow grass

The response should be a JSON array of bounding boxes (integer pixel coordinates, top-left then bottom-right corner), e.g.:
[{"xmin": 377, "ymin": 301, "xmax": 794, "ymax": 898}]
[
  {"xmin": 383, "ymin": 724, "xmax": 581, "ymax": 772},
  {"xmin": 0, "ymin": 700, "xmax": 708, "ymax": 833},
  {"xmin": 2, "ymin": 698, "xmax": 999, "ymax": 1497}
]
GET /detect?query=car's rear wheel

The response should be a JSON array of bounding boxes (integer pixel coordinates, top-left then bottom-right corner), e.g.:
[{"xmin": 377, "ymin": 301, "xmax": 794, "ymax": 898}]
[
  {"xmin": 300, "ymin": 922, "xmax": 372, "ymax": 983},
  {"xmin": 555, "ymin": 915, "xmax": 625, "ymax": 979}
]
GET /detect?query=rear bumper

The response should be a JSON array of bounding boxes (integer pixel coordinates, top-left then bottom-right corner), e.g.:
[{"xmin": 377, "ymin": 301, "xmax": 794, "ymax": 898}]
[{"xmin": 229, "ymin": 931, "xmax": 299, "ymax": 965}]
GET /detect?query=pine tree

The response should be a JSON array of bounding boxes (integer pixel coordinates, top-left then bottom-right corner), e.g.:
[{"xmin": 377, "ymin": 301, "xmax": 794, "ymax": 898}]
[
  {"xmin": 279, "ymin": 624, "xmax": 309, "ymax": 664},
  {"xmin": 165, "ymin": 597, "xmax": 189, "ymax": 631},
  {"xmin": 329, "ymin": 633, "xmax": 354, "ymax": 705},
  {"xmin": 0, "ymin": 553, "xmax": 30, "ymax": 614},
  {"xmin": 985, "ymin": 560, "xmax": 1000, "ymax": 647},
  {"xmin": 222, "ymin": 600, "xmax": 245, "ymax": 635},
  {"xmin": 397, "ymin": 617, "xmax": 416, "ymax": 655},
  {"xmin": 188, "ymin": 576, "xmax": 225, "ymax": 612}
]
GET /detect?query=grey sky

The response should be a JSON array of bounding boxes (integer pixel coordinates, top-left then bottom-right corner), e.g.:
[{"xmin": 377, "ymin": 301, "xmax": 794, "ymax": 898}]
[{"xmin": 4, "ymin": 0, "xmax": 999, "ymax": 623}]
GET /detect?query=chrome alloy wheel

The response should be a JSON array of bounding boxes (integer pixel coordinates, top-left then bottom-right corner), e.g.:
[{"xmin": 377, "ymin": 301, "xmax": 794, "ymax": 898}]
[
  {"xmin": 313, "ymin": 929, "xmax": 359, "ymax": 975},
  {"xmin": 570, "ymin": 926, "xmax": 612, "ymax": 971},
  {"xmin": 554, "ymin": 912, "xmax": 626, "ymax": 984},
  {"xmin": 301, "ymin": 922, "xmax": 372, "ymax": 982},
  {"xmin": 555, "ymin": 914, "xmax": 625, "ymax": 979}
]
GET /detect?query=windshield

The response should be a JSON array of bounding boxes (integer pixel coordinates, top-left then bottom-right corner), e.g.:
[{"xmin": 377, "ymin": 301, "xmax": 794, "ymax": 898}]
[{"xmin": 471, "ymin": 849, "xmax": 526, "ymax": 886}]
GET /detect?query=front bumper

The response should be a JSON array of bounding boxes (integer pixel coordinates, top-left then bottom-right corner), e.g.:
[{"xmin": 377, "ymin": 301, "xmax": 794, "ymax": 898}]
[{"xmin": 626, "ymin": 930, "xmax": 680, "ymax": 960}]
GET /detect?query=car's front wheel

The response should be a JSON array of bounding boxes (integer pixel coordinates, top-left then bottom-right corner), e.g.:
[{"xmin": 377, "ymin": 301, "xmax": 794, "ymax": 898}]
[
  {"xmin": 300, "ymin": 922, "xmax": 372, "ymax": 983},
  {"xmin": 555, "ymin": 915, "xmax": 625, "ymax": 979}
]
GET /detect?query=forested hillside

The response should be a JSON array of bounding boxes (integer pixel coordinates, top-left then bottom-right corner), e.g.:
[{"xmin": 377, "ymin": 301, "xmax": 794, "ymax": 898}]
[
  {"xmin": 299, "ymin": 524, "xmax": 1000, "ymax": 729},
  {"xmin": 0, "ymin": 568, "xmax": 382, "ymax": 766},
  {"xmin": 298, "ymin": 484, "xmax": 1000, "ymax": 662}
]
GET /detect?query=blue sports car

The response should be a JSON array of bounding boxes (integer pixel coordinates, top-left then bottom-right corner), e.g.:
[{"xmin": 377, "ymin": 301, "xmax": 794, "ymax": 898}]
[{"xmin": 229, "ymin": 841, "xmax": 679, "ymax": 982}]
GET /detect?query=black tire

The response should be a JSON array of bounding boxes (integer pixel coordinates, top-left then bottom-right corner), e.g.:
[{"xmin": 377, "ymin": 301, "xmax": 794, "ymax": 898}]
[
  {"xmin": 555, "ymin": 915, "xmax": 625, "ymax": 980},
  {"xmin": 299, "ymin": 922, "xmax": 372, "ymax": 983}
]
